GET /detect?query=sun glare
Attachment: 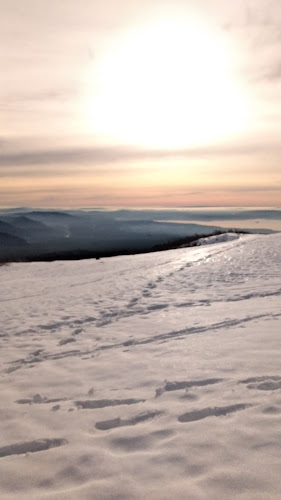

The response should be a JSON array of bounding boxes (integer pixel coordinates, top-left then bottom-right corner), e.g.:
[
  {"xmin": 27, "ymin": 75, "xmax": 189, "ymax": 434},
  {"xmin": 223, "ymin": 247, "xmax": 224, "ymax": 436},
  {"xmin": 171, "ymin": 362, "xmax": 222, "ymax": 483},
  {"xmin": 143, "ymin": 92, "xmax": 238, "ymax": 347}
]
[{"xmin": 84, "ymin": 12, "xmax": 249, "ymax": 149}]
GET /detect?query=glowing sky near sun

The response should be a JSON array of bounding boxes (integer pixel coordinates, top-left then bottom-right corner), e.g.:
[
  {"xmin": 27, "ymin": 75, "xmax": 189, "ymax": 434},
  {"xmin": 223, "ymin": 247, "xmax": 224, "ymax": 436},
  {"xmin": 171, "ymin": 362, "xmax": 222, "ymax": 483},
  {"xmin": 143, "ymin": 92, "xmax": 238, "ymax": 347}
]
[{"xmin": 0, "ymin": 0, "xmax": 280, "ymax": 207}]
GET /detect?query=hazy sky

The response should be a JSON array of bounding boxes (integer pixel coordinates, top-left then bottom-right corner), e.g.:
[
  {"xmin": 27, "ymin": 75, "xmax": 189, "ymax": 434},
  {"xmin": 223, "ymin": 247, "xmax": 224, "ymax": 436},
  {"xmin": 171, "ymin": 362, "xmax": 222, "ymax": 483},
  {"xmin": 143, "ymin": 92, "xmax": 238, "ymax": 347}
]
[{"xmin": 1, "ymin": 0, "xmax": 280, "ymax": 208}]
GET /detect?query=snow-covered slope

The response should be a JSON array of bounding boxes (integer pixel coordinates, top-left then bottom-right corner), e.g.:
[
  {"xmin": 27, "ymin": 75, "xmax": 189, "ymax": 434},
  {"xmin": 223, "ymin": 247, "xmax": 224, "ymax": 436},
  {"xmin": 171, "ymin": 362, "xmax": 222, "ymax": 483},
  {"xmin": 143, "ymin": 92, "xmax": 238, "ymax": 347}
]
[{"xmin": 1, "ymin": 233, "xmax": 281, "ymax": 499}]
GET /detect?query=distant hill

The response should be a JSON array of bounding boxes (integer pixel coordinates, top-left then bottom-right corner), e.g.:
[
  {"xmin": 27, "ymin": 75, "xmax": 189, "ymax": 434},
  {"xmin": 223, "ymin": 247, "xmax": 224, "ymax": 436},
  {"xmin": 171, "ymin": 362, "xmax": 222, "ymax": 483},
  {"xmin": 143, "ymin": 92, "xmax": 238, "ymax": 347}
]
[
  {"xmin": 0, "ymin": 219, "xmax": 18, "ymax": 236},
  {"xmin": 11, "ymin": 216, "xmax": 50, "ymax": 231},
  {"xmin": 0, "ymin": 207, "xmax": 278, "ymax": 263},
  {"xmin": 26, "ymin": 211, "xmax": 74, "ymax": 220},
  {"xmin": 0, "ymin": 231, "xmax": 28, "ymax": 245},
  {"xmin": 0, "ymin": 231, "xmax": 29, "ymax": 260}
]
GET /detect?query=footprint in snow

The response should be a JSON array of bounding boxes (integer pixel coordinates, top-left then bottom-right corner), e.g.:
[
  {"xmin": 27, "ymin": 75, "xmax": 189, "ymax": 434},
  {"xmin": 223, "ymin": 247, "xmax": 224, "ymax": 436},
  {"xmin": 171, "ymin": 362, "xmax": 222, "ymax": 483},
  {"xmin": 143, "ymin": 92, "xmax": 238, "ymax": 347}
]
[
  {"xmin": 155, "ymin": 377, "xmax": 224, "ymax": 398},
  {"xmin": 178, "ymin": 403, "xmax": 252, "ymax": 423},
  {"xmin": 95, "ymin": 410, "xmax": 164, "ymax": 431},
  {"xmin": 75, "ymin": 398, "xmax": 145, "ymax": 409},
  {"xmin": 239, "ymin": 375, "xmax": 281, "ymax": 391},
  {"xmin": 0, "ymin": 438, "xmax": 68, "ymax": 458}
]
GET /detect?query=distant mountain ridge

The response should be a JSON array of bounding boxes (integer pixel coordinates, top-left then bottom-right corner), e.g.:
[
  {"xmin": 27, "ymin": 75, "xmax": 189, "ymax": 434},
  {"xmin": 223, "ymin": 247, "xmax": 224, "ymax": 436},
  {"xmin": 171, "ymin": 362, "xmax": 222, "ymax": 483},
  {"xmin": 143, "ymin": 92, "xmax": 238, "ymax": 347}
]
[{"xmin": 0, "ymin": 208, "xmax": 278, "ymax": 263}]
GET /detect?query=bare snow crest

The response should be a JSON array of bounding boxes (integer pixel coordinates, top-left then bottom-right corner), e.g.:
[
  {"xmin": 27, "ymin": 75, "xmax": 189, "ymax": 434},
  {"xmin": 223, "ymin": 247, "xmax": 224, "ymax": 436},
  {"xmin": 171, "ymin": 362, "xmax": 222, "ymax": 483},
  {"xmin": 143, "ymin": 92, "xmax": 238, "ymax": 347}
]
[{"xmin": 192, "ymin": 232, "xmax": 242, "ymax": 246}]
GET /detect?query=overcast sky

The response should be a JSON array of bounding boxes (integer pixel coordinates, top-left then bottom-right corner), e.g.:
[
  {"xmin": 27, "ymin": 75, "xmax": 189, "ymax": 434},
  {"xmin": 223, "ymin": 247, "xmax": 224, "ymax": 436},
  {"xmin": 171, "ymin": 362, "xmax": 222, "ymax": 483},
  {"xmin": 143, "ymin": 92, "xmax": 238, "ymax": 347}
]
[{"xmin": 1, "ymin": 0, "xmax": 280, "ymax": 208}]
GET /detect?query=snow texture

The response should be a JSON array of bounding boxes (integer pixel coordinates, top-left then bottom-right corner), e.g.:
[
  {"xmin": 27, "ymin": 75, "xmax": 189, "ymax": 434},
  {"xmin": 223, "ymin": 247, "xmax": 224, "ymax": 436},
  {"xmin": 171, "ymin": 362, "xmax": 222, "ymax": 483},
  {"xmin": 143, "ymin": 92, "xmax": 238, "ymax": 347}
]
[
  {"xmin": 192, "ymin": 232, "xmax": 240, "ymax": 246},
  {"xmin": 0, "ymin": 233, "xmax": 281, "ymax": 499}
]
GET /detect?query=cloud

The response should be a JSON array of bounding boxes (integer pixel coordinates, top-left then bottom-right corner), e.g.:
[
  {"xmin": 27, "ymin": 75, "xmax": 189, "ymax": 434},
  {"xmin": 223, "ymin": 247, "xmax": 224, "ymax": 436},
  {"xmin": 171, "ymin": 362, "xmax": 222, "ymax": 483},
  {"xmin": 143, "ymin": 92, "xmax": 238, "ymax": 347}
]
[
  {"xmin": 1, "ymin": 141, "xmax": 280, "ymax": 169},
  {"xmin": 0, "ymin": 164, "xmax": 149, "ymax": 179},
  {"xmin": 2, "ymin": 87, "xmax": 78, "ymax": 104}
]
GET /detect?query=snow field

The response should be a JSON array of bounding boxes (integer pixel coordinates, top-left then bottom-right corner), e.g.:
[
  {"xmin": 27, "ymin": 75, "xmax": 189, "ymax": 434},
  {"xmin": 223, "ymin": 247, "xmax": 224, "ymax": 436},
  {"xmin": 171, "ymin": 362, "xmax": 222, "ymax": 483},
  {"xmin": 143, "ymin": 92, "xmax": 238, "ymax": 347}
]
[{"xmin": 0, "ymin": 233, "xmax": 281, "ymax": 499}]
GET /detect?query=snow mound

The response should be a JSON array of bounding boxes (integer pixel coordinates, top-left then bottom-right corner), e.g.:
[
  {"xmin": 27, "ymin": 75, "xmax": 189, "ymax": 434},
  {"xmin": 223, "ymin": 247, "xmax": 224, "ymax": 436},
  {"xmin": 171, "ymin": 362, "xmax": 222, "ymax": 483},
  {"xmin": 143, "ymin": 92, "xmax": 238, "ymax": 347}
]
[
  {"xmin": 194, "ymin": 231, "xmax": 241, "ymax": 246},
  {"xmin": 0, "ymin": 233, "xmax": 281, "ymax": 499}
]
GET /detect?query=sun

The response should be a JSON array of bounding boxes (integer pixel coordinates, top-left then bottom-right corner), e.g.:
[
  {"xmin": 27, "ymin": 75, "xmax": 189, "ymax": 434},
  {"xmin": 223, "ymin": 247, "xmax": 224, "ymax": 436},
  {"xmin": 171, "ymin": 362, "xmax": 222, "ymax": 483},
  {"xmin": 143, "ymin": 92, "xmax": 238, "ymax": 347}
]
[{"xmin": 84, "ymin": 12, "xmax": 248, "ymax": 149}]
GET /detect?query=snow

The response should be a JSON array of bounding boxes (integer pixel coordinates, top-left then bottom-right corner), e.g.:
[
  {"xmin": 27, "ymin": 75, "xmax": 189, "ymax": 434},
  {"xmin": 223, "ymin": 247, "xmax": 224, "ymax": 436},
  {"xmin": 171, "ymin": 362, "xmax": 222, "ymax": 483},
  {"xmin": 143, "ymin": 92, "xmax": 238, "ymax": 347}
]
[
  {"xmin": 192, "ymin": 232, "xmax": 241, "ymax": 246},
  {"xmin": 0, "ymin": 233, "xmax": 281, "ymax": 499}
]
